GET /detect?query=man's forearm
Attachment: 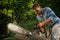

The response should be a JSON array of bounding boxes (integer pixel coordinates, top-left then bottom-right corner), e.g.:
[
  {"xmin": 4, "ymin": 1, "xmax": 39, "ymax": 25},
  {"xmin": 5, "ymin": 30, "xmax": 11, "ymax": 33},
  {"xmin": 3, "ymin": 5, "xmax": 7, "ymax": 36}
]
[
  {"xmin": 44, "ymin": 19, "xmax": 52, "ymax": 25},
  {"xmin": 37, "ymin": 19, "xmax": 52, "ymax": 27}
]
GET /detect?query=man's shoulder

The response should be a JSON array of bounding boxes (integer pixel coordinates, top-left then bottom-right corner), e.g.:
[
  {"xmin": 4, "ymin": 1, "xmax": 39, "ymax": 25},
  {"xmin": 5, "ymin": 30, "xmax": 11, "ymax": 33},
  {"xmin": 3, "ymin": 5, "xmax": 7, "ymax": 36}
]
[
  {"xmin": 43, "ymin": 7, "xmax": 51, "ymax": 10},
  {"xmin": 42, "ymin": 7, "xmax": 52, "ymax": 12}
]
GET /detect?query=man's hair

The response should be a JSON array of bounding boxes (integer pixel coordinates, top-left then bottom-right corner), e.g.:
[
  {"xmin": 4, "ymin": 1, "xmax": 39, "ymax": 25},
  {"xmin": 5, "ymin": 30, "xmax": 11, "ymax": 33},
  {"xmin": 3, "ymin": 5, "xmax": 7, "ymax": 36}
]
[{"xmin": 32, "ymin": 3, "xmax": 40, "ymax": 9}]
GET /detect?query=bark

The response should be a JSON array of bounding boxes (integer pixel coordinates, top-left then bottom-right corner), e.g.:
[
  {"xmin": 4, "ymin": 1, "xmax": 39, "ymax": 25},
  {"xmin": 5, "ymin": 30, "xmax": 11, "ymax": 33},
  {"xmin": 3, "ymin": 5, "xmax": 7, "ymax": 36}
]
[{"xmin": 7, "ymin": 23, "xmax": 51, "ymax": 40}]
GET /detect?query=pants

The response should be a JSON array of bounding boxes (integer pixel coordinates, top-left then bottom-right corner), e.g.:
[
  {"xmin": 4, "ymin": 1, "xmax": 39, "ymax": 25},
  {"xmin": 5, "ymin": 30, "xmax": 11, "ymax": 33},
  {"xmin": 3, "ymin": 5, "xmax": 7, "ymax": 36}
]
[
  {"xmin": 34, "ymin": 24, "xmax": 60, "ymax": 40},
  {"xmin": 51, "ymin": 24, "xmax": 60, "ymax": 40}
]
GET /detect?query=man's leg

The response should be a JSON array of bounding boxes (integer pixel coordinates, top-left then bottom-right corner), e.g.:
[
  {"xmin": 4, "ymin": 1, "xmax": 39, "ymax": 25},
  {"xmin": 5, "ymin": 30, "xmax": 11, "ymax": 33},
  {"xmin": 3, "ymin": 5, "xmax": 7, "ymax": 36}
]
[{"xmin": 51, "ymin": 24, "xmax": 60, "ymax": 40}]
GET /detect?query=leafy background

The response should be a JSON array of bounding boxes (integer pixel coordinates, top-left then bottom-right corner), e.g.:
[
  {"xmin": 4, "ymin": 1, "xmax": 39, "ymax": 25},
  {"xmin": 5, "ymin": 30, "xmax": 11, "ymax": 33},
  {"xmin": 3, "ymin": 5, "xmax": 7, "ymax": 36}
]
[{"xmin": 0, "ymin": 0, "xmax": 60, "ymax": 40}]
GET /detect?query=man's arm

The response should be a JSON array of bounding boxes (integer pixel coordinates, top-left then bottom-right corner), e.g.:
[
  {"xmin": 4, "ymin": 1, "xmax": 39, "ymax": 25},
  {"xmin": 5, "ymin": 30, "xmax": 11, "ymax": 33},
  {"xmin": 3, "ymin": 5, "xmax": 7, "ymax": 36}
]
[
  {"xmin": 38, "ymin": 7, "xmax": 56, "ymax": 27},
  {"xmin": 43, "ymin": 19, "xmax": 52, "ymax": 25},
  {"xmin": 37, "ymin": 19, "xmax": 52, "ymax": 27}
]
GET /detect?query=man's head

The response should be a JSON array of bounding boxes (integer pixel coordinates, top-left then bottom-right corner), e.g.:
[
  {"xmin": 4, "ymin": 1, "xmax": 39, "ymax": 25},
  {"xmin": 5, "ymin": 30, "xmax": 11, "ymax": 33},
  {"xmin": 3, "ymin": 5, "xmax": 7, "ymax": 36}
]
[{"xmin": 32, "ymin": 3, "xmax": 42, "ymax": 15}]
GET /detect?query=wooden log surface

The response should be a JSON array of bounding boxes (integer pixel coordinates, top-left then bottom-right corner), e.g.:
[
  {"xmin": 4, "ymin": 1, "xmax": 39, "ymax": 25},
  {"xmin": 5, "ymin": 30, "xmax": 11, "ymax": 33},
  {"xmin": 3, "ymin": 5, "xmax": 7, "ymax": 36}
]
[{"xmin": 7, "ymin": 23, "xmax": 51, "ymax": 40}]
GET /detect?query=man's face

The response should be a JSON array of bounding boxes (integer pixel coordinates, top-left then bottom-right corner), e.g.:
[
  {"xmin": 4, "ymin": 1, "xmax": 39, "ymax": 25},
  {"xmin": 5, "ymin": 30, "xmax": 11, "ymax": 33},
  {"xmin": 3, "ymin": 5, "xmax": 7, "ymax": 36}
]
[{"xmin": 33, "ymin": 7, "xmax": 42, "ymax": 15}]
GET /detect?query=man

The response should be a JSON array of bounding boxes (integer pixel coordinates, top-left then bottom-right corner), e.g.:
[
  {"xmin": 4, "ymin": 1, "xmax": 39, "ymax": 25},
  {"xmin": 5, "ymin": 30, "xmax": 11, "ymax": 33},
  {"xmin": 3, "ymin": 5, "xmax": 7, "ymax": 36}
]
[{"xmin": 32, "ymin": 3, "xmax": 60, "ymax": 40}]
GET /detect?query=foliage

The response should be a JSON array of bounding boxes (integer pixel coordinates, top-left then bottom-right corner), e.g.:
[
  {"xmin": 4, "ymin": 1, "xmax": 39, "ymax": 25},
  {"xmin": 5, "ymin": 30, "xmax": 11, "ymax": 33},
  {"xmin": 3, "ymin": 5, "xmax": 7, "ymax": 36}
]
[
  {"xmin": 38, "ymin": 0, "xmax": 60, "ymax": 17},
  {"xmin": 0, "ymin": 0, "xmax": 60, "ymax": 40}
]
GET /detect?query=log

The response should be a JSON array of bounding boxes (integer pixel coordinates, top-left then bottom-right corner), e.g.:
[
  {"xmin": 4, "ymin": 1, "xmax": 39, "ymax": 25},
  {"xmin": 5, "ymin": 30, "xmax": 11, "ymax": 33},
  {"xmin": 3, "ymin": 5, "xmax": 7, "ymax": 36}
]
[{"xmin": 7, "ymin": 23, "xmax": 51, "ymax": 40}]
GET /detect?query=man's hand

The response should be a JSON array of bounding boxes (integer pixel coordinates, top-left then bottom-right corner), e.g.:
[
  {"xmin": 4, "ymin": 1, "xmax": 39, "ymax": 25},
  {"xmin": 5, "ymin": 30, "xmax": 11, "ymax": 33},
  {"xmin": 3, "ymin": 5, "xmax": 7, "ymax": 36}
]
[
  {"xmin": 36, "ymin": 22, "xmax": 45, "ymax": 33},
  {"xmin": 40, "ymin": 27, "xmax": 45, "ymax": 33},
  {"xmin": 33, "ymin": 22, "xmax": 45, "ymax": 30},
  {"xmin": 37, "ymin": 22, "xmax": 45, "ymax": 27}
]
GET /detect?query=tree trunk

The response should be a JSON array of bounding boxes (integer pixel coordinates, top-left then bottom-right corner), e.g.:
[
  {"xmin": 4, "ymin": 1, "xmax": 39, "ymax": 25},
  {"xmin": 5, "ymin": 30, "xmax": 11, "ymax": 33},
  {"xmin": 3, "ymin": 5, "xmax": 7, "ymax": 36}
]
[{"xmin": 7, "ymin": 23, "xmax": 51, "ymax": 40}]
